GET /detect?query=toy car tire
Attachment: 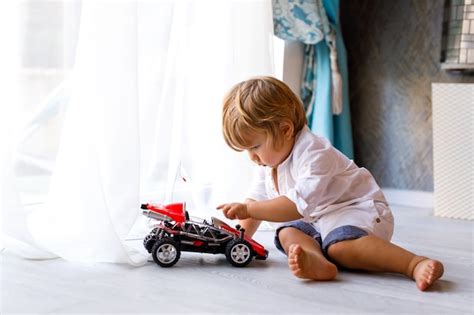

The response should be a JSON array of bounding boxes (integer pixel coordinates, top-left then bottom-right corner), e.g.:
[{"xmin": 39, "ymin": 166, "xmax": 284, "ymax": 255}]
[
  {"xmin": 151, "ymin": 238, "xmax": 181, "ymax": 267},
  {"xmin": 225, "ymin": 239, "xmax": 253, "ymax": 267},
  {"xmin": 143, "ymin": 234, "xmax": 158, "ymax": 253}
]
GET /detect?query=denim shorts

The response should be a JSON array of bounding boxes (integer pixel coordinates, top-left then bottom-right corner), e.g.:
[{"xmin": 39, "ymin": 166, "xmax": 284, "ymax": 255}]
[{"xmin": 274, "ymin": 220, "xmax": 368, "ymax": 255}]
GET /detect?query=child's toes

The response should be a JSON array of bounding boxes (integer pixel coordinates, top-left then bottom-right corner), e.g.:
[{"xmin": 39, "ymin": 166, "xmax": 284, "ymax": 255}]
[
  {"xmin": 293, "ymin": 269, "xmax": 303, "ymax": 278},
  {"xmin": 417, "ymin": 281, "xmax": 427, "ymax": 291},
  {"xmin": 412, "ymin": 258, "xmax": 444, "ymax": 291},
  {"xmin": 292, "ymin": 244, "xmax": 303, "ymax": 255},
  {"xmin": 288, "ymin": 243, "xmax": 298, "ymax": 253},
  {"xmin": 288, "ymin": 244, "xmax": 302, "ymax": 262},
  {"xmin": 288, "ymin": 259, "xmax": 298, "ymax": 270}
]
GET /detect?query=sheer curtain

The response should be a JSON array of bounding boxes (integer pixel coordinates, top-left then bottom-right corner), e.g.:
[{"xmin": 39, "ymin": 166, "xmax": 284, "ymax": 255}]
[{"xmin": 1, "ymin": 0, "xmax": 276, "ymax": 264}]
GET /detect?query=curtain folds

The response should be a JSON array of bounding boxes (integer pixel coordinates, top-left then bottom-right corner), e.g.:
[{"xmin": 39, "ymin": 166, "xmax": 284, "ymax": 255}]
[
  {"xmin": 1, "ymin": 0, "xmax": 275, "ymax": 264},
  {"xmin": 273, "ymin": 0, "xmax": 353, "ymax": 159}
]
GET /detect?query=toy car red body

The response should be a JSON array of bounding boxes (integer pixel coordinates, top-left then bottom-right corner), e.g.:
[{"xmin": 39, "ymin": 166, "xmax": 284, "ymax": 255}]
[{"xmin": 141, "ymin": 202, "xmax": 268, "ymax": 267}]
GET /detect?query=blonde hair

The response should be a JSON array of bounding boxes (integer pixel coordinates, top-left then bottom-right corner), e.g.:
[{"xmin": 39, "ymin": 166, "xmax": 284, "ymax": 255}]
[{"xmin": 222, "ymin": 76, "xmax": 307, "ymax": 151}]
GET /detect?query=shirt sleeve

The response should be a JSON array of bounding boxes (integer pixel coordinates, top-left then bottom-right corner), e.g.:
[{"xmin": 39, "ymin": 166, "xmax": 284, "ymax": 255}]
[{"xmin": 246, "ymin": 165, "xmax": 267, "ymax": 201}]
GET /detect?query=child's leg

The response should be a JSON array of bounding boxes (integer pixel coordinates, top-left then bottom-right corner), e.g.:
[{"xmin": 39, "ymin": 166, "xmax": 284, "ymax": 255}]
[
  {"xmin": 326, "ymin": 235, "xmax": 444, "ymax": 291},
  {"xmin": 278, "ymin": 227, "xmax": 337, "ymax": 280}
]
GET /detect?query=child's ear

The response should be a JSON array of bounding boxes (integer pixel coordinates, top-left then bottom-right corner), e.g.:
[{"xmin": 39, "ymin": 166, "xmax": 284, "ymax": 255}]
[{"xmin": 280, "ymin": 120, "xmax": 294, "ymax": 140}]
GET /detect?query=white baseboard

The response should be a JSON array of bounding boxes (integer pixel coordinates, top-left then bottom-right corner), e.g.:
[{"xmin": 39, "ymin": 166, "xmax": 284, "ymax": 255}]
[{"xmin": 382, "ymin": 188, "xmax": 434, "ymax": 209}]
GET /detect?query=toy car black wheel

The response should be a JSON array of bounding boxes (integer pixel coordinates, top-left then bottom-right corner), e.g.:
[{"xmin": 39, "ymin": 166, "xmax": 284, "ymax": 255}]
[
  {"xmin": 143, "ymin": 228, "xmax": 163, "ymax": 252},
  {"xmin": 143, "ymin": 234, "xmax": 157, "ymax": 253},
  {"xmin": 151, "ymin": 238, "xmax": 181, "ymax": 267},
  {"xmin": 225, "ymin": 239, "xmax": 253, "ymax": 267}
]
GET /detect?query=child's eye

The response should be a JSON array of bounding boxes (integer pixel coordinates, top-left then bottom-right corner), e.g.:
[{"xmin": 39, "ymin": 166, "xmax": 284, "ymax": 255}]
[{"xmin": 250, "ymin": 145, "xmax": 260, "ymax": 150}]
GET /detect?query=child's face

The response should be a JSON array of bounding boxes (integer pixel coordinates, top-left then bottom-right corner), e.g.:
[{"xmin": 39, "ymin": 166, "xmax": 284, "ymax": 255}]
[{"xmin": 244, "ymin": 131, "xmax": 294, "ymax": 168}]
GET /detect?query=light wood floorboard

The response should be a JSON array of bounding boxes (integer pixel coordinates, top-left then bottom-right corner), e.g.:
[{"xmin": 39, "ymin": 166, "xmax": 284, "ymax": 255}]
[{"xmin": 1, "ymin": 205, "xmax": 473, "ymax": 314}]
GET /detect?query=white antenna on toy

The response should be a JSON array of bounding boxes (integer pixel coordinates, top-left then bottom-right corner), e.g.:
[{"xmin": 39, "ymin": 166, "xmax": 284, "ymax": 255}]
[
  {"xmin": 166, "ymin": 160, "xmax": 207, "ymax": 213},
  {"xmin": 178, "ymin": 165, "xmax": 208, "ymax": 217},
  {"xmin": 166, "ymin": 161, "xmax": 180, "ymax": 204}
]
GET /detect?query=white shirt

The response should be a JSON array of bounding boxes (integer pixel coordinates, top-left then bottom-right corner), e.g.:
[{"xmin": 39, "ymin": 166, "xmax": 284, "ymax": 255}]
[{"xmin": 247, "ymin": 126, "xmax": 388, "ymax": 223}]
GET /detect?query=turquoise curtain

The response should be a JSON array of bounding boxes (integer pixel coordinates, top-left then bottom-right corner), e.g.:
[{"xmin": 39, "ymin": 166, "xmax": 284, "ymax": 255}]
[{"xmin": 273, "ymin": 0, "xmax": 353, "ymax": 159}]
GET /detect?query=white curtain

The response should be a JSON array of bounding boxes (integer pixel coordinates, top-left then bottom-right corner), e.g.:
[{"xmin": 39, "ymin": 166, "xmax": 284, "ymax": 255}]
[{"xmin": 0, "ymin": 0, "xmax": 275, "ymax": 264}]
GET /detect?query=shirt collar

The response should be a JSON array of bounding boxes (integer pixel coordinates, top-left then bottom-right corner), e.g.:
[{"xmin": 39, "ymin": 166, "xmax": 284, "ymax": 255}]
[{"xmin": 273, "ymin": 125, "xmax": 309, "ymax": 172}]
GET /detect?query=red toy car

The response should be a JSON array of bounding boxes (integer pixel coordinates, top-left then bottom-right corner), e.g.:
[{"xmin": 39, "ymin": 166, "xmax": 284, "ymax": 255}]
[{"xmin": 141, "ymin": 202, "xmax": 268, "ymax": 267}]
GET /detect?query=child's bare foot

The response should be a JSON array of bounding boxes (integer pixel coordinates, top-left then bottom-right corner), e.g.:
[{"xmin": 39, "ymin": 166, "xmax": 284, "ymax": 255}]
[
  {"xmin": 411, "ymin": 257, "xmax": 444, "ymax": 291},
  {"xmin": 288, "ymin": 244, "xmax": 337, "ymax": 280}
]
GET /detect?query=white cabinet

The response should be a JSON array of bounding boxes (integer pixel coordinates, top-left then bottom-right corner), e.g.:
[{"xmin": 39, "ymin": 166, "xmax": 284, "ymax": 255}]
[{"xmin": 432, "ymin": 83, "xmax": 473, "ymax": 220}]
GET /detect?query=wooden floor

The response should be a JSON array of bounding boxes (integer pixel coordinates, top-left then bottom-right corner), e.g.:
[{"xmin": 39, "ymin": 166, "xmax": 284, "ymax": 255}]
[{"xmin": 1, "ymin": 204, "xmax": 473, "ymax": 314}]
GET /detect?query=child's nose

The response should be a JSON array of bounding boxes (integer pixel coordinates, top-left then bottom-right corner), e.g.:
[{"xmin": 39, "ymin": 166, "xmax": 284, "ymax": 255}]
[{"xmin": 248, "ymin": 151, "xmax": 260, "ymax": 164}]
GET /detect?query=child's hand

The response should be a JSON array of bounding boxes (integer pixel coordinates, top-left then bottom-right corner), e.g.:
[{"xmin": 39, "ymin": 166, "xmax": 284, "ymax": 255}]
[{"xmin": 216, "ymin": 202, "xmax": 250, "ymax": 220}]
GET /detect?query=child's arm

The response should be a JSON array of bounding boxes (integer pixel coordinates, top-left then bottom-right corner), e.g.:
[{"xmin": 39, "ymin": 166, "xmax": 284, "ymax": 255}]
[
  {"xmin": 238, "ymin": 218, "xmax": 261, "ymax": 237},
  {"xmin": 217, "ymin": 196, "xmax": 302, "ymax": 223}
]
